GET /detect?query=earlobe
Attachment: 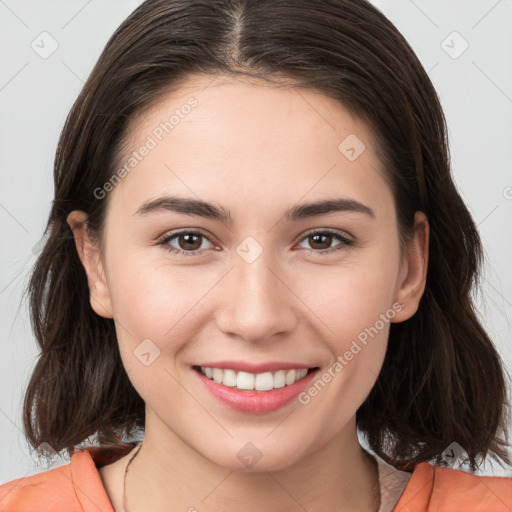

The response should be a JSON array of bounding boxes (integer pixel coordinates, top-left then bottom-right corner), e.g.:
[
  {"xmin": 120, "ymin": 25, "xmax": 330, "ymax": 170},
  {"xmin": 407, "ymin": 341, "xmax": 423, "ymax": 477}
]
[
  {"xmin": 66, "ymin": 210, "xmax": 113, "ymax": 319},
  {"xmin": 392, "ymin": 211, "xmax": 429, "ymax": 323}
]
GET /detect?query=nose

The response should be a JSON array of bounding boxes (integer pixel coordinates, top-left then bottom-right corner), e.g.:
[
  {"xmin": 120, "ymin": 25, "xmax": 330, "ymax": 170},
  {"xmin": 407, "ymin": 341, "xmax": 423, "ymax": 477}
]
[{"xmin": 214, "ymin": 248, "xmax": 298, "ymax": 344}]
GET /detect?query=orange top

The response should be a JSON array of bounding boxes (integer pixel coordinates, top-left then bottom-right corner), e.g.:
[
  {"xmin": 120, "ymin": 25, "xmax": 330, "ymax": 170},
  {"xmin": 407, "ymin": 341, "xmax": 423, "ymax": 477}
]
[{"xmin": 1, "ymin": 444, "xmax": 511, "ymax": 511}]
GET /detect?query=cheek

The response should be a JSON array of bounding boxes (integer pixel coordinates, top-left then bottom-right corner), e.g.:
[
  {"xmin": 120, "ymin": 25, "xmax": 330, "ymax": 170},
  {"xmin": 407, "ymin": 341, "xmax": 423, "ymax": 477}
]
[
  {"xmin": 321, "ymin": 277, "xmax": 391, "ymax": 383},
  {"xmin": 295, "ymin": 249, "xmax": 398, "ymax": 397},
  {"xmin": 338, "ymin": 268, "xmax": 397, "ymax": 344},
  {"xmin": 294, "ymin": 269, "xmax": 393, "ymax": 438},
  {"xmin": 107, "ymin": 261, "xmax": 200, "ymax": 402},
  {"xmin": 105, "ymin": 256, "xmax": 227, "ymax": 394},
  {"xmin": 107, "ymin": 252, "xmax": 208, "ymax": 336},
  {"xmin": 299, "ymin": 250, "xmax": 399, "ymax": 343}
]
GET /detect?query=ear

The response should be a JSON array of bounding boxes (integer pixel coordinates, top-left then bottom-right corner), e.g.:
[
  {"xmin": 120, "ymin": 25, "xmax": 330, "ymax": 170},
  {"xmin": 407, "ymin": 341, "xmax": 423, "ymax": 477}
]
[
  {"xmin": 391, "ymin": 211, "xmax": 429, "ymax": 322},
  {"xmin": 66, "ymin": 210, "xmax": 113, "ymax": 319}
]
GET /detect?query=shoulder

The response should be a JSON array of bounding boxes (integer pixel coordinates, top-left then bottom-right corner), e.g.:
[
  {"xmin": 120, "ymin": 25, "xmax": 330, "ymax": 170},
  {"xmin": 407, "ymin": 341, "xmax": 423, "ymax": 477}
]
[
  {"xmin": 0, "ymin": 462, "xmax": 78, "ymax": 511},
  {"xmin": 394, "ymin": 461, "xmax": 512, "ymax": 512},
  {"xmin": 0, "ymin": 449, "xmax": 114, "ymax": 511}
]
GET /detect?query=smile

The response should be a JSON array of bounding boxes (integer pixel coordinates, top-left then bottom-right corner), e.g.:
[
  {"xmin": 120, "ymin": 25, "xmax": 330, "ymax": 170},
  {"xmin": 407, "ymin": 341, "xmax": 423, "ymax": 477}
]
[
  {"xmin": 198, "ymin": 366, "xmax": 311, "ymax": 391},
  {"xmin": 192, "ymin": 364, "xmax": 320, "ymax": 414}
]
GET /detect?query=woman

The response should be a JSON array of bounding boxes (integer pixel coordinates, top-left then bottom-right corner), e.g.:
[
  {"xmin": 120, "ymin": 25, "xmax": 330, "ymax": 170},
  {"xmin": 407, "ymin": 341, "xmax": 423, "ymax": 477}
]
[{"xmin": 1, "ymin": 0, "xmax": 510, "ymax": 511}]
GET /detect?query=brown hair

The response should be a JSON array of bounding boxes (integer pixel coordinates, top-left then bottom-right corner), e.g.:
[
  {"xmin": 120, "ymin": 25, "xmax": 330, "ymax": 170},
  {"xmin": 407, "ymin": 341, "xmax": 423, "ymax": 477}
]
[{"xmin": 23, "ymin": 0, "xmax": 510, "ymax": 472}]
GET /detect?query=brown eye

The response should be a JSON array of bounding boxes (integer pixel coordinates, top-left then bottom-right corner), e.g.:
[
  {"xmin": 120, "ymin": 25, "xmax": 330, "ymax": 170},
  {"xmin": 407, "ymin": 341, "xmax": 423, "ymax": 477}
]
[
  {"xmin": 297, "ymin": 229, "xmax": 354, "ymax": 255},
  {"xmin": 175, "ymin": 233, "xmax": 203, "ymax": 251},
  {"xmin": 308, "ymin": 233, "xmax": 334, "ymax": 250},
  {"xmin": 159, "ymin": 231, "xmax": 214, "ymax": 256}
]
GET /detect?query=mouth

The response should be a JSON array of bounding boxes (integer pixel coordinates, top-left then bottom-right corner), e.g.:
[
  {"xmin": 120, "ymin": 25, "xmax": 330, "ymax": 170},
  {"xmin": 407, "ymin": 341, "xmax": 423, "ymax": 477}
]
[
  {"xmin": 192, "ymin": 364, "xmax": 321, "ymax": 414},
  {"xmin": 193, "ymin": 365, "xmax": 319, "ymax": 392}
]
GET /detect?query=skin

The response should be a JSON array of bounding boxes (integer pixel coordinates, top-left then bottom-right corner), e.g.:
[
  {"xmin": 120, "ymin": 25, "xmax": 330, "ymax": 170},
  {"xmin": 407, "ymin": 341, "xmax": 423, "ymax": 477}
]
[{"xmin": 67, "ymin": 74, "xmax": 429, "ymax": 512}]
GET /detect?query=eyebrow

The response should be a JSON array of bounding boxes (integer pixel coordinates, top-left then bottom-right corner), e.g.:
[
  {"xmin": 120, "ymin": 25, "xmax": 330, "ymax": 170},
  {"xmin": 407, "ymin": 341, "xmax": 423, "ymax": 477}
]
[{"xmin": 134, "ymin": 195, "xmax": 375, "ymax": 224}]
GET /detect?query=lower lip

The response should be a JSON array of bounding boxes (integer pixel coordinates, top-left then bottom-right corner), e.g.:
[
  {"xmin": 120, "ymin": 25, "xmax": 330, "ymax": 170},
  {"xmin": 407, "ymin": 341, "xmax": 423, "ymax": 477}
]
[{"xmin": 193, "ymin": 367, "xmax": 319, "ymax": 414}]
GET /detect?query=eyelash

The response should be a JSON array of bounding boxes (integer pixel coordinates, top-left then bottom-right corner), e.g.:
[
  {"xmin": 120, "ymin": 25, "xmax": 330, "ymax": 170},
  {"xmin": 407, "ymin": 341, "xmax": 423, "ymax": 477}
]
[{"xmin": 157, "ymin": 229, "xmax": 354, "ymax": 257}]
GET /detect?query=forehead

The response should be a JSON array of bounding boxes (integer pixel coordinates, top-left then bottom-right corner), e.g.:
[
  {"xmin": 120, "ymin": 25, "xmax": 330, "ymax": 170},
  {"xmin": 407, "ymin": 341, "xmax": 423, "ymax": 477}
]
[
  {"xmin": 127, "ymin": 73, "xmax": 371, "ymax": 152},
  {"xmin": 109, "ymin": 73, "xmax": 392, "ymax": 221}
]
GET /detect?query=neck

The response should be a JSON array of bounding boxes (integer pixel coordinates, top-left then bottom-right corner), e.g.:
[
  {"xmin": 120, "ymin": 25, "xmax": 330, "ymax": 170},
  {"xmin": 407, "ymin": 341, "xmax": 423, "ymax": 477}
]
[{"xmin": 123, "ymin": 414, "xmax": 380, "ymax": 512}]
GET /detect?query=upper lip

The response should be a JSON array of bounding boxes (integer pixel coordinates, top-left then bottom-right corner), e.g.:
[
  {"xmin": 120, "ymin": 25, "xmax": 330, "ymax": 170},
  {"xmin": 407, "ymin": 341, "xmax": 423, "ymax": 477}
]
[{"xmin": 194, "ymin": 361, "xmax": 318, "ymax": 373}]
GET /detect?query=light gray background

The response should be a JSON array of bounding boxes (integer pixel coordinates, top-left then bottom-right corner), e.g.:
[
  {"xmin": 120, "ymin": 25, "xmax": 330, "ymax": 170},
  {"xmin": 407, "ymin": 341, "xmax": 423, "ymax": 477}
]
[{"xmin": 1, "ymin": 0, "xmax": 511, "ymax": 484}]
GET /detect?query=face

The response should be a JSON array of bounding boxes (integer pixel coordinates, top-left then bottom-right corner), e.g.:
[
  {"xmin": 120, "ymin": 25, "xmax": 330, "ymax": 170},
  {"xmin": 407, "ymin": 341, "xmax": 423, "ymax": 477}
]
[{"xmin": 69, "ymin": 74, "xmax": 428, "ymax": 472}]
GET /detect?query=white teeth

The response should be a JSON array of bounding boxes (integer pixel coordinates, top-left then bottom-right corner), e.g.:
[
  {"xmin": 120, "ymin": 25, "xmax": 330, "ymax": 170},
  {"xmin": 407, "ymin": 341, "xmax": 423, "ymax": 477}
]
[
  {"xmin": 255, "ymin": 372, "xmax": 274, "ymax": 391},
  {"xmin": 237, "ymin": 371, "xmax": 255, "ymax": 390},
  {"xmin": 273, "ymin": 370, "xmax": 286, "ymax": 388},
  {"xmin": 223, "ymin": 369, "xmax": 237, "ymax": 387},
  {"xmin": 285, "ymin": 369, "xmax": 297, "ymax": 386},
  {"xmin": 199, "ymin": 366, "xmax": 311, "ymax": 391},
  {"xmin": 212, "ymin": 368, "xmax": 223, "ymax": 383}
]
